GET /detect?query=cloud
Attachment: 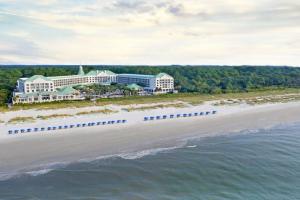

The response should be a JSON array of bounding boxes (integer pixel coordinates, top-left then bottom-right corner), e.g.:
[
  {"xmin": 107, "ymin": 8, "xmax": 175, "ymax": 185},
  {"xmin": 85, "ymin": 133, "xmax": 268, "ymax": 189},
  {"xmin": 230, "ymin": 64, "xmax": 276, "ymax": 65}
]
[{"xmin": 0, "ymin": 0, "xmax": 299, "ymax": 65}]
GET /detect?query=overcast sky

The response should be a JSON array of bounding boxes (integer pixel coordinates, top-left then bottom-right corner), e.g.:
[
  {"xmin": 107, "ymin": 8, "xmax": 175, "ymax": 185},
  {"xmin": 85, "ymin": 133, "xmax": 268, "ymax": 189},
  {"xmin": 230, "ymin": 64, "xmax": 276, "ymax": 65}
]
[{"xmin": 0, "ymin": 0, "xmax": 299, "ymax": 66}]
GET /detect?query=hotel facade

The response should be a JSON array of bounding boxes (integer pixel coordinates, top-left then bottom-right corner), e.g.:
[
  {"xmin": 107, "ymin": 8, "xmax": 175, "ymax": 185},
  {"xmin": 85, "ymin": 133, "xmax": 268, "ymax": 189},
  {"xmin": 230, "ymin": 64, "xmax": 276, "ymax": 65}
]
[{"xmin": 13, "ymin": 66, "xmax": 175, "ymax": 104}]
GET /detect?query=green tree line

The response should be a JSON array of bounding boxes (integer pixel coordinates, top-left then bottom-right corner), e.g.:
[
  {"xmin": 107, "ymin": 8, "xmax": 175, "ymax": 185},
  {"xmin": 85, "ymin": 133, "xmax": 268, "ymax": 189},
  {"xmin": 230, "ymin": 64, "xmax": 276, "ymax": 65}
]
[{"xmin": 1, "ymin": 65, "xmax": 300, "ymax": 105}]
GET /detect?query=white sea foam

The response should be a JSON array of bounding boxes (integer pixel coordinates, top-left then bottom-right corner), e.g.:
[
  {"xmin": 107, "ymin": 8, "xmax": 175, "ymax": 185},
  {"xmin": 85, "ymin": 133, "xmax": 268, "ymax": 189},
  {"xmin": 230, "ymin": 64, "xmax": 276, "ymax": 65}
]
[
  {"xmin": 25, "ymin": 169, "xmax": 53, "ymax": 176},
  {"xmin": 118, "ymin": 145, "xmax": 185, "ymax": 160},
  {"xmin": 187, "ymin": 145, "xmax": 197, "ymax": 148}
]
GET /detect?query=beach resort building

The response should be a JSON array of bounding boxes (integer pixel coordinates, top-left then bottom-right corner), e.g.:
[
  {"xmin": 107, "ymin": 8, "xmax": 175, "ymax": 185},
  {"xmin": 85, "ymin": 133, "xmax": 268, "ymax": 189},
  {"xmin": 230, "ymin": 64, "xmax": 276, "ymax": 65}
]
[
  {"xmin": 117, "ymin": 73, "xmax": 174, "ymax": 93},
  {"xmin": 13, "ymin": 66, "xmax": 175, "ymax": 104}
]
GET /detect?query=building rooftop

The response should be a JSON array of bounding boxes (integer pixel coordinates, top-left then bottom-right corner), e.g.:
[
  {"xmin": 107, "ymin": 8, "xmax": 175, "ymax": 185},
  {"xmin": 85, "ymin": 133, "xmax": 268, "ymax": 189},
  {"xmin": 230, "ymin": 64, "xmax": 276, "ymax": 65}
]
[
  {"xmin": 85, "ymin": 70, "xmax": 116, "ymax": 76},
  {"xmin": 156, "ymin": 73, "xmax": 173, "ymax": 79},
  {"xmin": 118, "ymin": 73, "xmax": 156, "ymax": 78},
  {"xmin": 126, "ymin": 83, "xmax": 143, "ymax": 90},
  {"xmin": 25, "ymin": 75, "xmax": 51, "ymax": 83}
]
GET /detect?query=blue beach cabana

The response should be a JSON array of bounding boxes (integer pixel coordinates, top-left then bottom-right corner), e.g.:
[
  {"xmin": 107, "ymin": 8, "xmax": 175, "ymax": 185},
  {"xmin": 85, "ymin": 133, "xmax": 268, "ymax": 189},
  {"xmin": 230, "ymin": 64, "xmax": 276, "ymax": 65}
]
[
  {"xmin": 82, "ymin": 123, "xmax": 86, "ymax": 127},
  {"xmin": 8, "ymin": 130, "xmax": 13, "ymax": 134},
  {"xmin": 194, "ymin": 112, "xmax": 198, "ymax": 116},
  {"xmin": 150, "ymin": 117, "xmax": 154, "ymax": 120},
  {"xmin": 41, "ymin": 128, "xmax": 45, "ymax": 131},
  {"xmin": 206, "ymin": 111, "xmax": 210, "ymax": 115},
  {"xmin": 97, "ymin": 122, "xmax": 102, "ymax": 125},
  {"xmin": 27, "ymin": 128, "xmax": 32, "ymax": 132},
  {"xmin": 188, "ymin": 113, "xmax": 192, "ymax": 117},
  {"xmin": 102, "ymin": 121, "xmax": 107, "ymax": 125},
  {"xmin": 21, "ymin": 129, "xmax": 25, "ymax": 133},
  {"xmin": 117, "ymin": 120, "xmax": 122, "ymax": 123},
  {"xmin": 144, "ymin": 117, "xmax": 149, "ymax": 121},
  {"xmin": 183, "ymin": 114, "xmax": 187, "ymax": 117},
  {"xmin": 52, "ymin": 127, "xmax": 57, "ymax": 130},
  {"xmin": 34, "ymin": 128, "xmax": 39, "ymax": 132},
  {"xmin": 64, "ymin": 125, "xmax": 68, "ymax": 129},
  {"xmin": 14, "ymin": 130, "xmax": 19, "ymax": 134},
  {"xmin": 163, "ymin": 115, "xmax": 167, "ymax": 119},
  {"xmin": 170, "ymin": 114, "xmax": 174, "ymax": 118},
  {"xmin": 47, "ymin": 127, "xmax": 52, "ymax": 131},
  {"xmin": 156, "ymin": 116, "xmax": 161, "ymax": 120},
  {"xmin": 70, "ymin": 125, "xmax": 74, "ymax": 128},
  {"xmin": 58, "ymin": 126, "xmax": 63, "ymax": 129},
  {"xmin": 176, "ymin": 114, "xmax": 181, "ymax": 118},
  {"xmin": 212, "ymin": 110, "xmax": 217, "ymax": 114},
  {"xmin": 200, "ymin": 112, "xmax": 204, "ymax": 116},
  {"xmin": 122, "ymin": 120, "xmax": 127, "ymax": 123},
  {"xmin": 77, "ymin": 124, "xmax": 81, "ymax": 127}
]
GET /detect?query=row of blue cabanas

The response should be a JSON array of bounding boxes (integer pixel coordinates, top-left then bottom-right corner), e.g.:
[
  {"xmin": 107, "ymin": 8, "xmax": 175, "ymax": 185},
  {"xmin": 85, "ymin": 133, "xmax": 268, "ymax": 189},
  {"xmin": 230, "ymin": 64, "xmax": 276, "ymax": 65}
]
[
  {"xmin": 8, "ymin": 119, "xmax": 127, "ymax": 135},
  {"xmin": 143, "ymin": 110, "xmax": 217, "ymax": 121}
]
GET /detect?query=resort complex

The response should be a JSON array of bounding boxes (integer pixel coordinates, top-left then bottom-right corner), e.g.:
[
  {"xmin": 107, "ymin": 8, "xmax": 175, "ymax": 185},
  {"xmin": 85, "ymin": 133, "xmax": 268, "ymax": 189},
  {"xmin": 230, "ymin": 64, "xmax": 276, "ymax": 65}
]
[{"xmin": 13, "ymin": 66, "xmax": 175, "ymax": 104}]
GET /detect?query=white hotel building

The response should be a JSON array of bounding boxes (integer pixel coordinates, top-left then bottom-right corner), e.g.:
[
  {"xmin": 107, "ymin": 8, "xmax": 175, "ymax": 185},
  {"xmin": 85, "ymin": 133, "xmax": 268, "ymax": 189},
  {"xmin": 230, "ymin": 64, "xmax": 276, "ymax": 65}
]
[{"xmin": 13, "ymin": 66, "xmax": 175, "ymax": 104}]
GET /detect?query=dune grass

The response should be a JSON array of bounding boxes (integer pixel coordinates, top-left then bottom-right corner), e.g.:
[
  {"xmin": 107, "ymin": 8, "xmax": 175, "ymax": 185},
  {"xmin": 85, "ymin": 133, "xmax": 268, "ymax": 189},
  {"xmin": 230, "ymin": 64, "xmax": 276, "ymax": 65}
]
[
  {"xmin": 37, "ymin": 114, "xmax": 73, "ymax": 120},
  {"xmin": 76, "ymin": 109, "xmax": 117, "ymax": 115},
  {"xmin": 123, "ymin": 103, "xmax": 187, "ymax": 112},
  {"xmin": 8, "ymin": 116, "xmax": 35, "ymax": 124}
]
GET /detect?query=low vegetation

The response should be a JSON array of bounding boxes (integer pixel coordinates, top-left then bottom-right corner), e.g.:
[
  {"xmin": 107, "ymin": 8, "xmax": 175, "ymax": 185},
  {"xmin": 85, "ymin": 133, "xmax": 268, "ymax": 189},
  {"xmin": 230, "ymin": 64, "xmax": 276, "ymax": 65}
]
[
  {"xmin": 8, "ymin": 116, "xmax": 35, "ymax": 123},
  {"xmin": 37, "ymin": 114, "xmax": 73, "ymax": 120},
  {"xmin": 123, "ymin": 103, "xmax": 186, "ymax": 112},
  {"xmin": 76, "ymin": 109, "xmax": 117, "ymax": 115},
  {"xmin": 1, "ymin": 88, "xmax": 300, "ymax": 112}
]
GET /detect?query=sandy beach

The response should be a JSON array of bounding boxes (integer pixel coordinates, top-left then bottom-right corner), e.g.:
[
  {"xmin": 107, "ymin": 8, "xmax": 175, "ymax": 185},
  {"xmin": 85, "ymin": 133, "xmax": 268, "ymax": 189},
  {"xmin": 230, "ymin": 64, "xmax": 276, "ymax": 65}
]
[{"xmin": 1, "ymin": 101, "xmax": 300, "ymax": 179}]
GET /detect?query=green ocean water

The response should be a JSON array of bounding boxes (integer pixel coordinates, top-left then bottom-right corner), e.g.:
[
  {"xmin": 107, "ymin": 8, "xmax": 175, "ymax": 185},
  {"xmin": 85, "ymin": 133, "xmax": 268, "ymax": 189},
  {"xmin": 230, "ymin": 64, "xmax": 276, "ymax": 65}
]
[{"xmin": 0, "ymin": 124, "xmax": 300, "ymax": 200}]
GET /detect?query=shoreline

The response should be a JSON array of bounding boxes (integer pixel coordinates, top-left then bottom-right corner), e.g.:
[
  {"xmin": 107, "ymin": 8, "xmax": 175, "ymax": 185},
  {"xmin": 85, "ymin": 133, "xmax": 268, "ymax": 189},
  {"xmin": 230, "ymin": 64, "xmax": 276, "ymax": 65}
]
[{"xmin": 1, "ymin": 101, "xmax": 300, "ymax": 179}]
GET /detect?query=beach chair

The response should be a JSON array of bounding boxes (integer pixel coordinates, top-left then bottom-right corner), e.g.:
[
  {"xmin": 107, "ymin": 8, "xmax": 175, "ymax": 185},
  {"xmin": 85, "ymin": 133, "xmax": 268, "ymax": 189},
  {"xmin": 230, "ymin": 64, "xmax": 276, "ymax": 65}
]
[
  {"xmin": 170, "ymin": 114, "xmax": 174, "ymax": 118},
  {"xmin": 212, "ymin": 110, "xmax": 217, "ymax": 114},
  {"xmin": 144, "ymin": 117, "xmax": 149, "ymax": 121},
  {"xmin": 8, "ymin": 130, "xmax": 13, "ymax": 134},
  {"xmin": 122, "ymin": 120, "xmax": 127, "ymax": 123}
]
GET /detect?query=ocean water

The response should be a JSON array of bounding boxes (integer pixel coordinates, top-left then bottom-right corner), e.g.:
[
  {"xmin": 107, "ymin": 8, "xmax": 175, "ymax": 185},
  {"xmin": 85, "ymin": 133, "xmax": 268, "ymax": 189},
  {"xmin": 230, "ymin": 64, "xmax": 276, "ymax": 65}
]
[{"xmin": 1, "ymin": 124, "xmax": 300, "ymax": 200}]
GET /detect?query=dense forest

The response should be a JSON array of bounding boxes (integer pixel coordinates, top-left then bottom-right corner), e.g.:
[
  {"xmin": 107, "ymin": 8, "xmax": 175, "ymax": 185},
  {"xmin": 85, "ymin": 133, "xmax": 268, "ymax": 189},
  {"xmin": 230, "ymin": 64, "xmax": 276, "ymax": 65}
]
[{"xmin": 1, "ymin": 65, "xmax": 300, "ymax": 106}]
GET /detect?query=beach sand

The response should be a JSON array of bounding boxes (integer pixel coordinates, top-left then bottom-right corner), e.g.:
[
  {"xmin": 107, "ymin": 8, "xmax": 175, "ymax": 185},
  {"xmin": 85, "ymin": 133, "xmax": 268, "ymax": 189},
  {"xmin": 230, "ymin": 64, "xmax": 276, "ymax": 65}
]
[{"xmin": 1, "ymin": 101, "xmax": 300, "ymax": 179}]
